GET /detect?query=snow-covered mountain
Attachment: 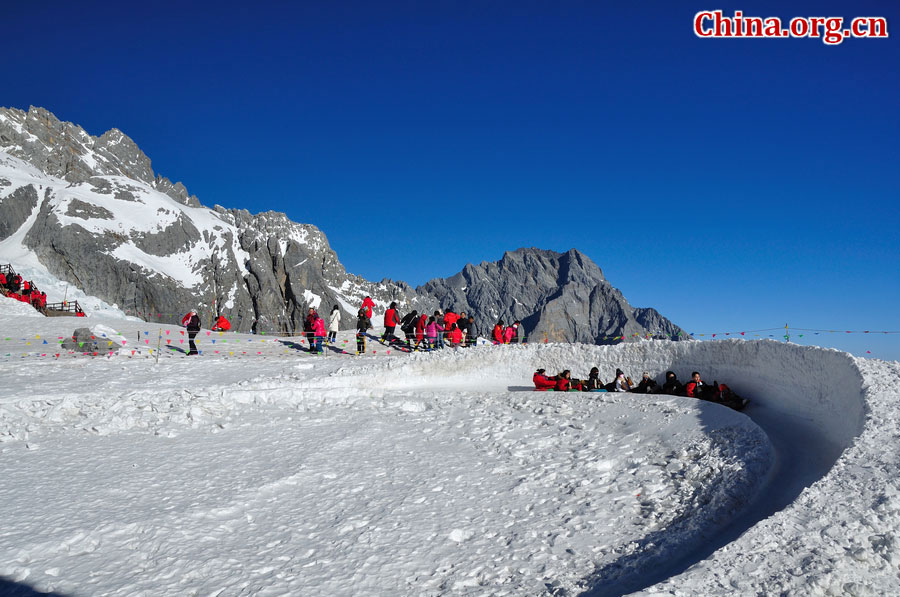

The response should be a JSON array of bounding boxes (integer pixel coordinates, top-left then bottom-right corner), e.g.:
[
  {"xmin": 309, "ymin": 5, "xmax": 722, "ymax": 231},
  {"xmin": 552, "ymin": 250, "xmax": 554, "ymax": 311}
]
[{"xmin": 0, "ymin": 106, "xmax": 686, "ymax": 341}]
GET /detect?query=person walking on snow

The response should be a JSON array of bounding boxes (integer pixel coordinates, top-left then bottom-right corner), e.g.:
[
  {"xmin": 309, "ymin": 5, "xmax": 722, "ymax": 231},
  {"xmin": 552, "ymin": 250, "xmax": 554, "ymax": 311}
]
[
  {"xmin": 382, "ymin": 301, "xmax": 400, "ymax": 345},
  {"xmin": 181, "ymin": 309, "xmax": 202, "ymax": 355},
  {"xmin": 312, "ymin": 314, "xmax": 327, "ymax": 354},
  {"xmin": 328, "ymin": 305, "xmax": 341, "ymax": 344}
]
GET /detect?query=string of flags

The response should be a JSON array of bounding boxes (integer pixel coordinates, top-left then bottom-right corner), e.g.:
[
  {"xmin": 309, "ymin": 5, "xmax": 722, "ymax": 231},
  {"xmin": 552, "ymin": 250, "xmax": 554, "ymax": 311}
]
[{"xmin": 2, "ymin": 326, "xmax": 895, "ymax": 360}]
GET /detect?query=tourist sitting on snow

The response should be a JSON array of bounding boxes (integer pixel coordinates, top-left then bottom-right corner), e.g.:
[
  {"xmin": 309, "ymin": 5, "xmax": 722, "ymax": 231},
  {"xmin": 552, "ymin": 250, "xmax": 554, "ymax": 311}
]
[
  {"xmin": 584, "ymin": 367, "xmax": 605, "ymax": 391},
  {"xmin": 633, "ymin": 372, "xmax": 659, "ymax": 394},
  {"xmin": 533, "ymin": 368, "xmax": 556, "ymax": 391},
  {"xmin": 213, "ymin": 315, "xmax": 231, "ymax": 331},
  {"xmin": 662, "ymin": 371, "xmax": 685, "ymax": 395},
  {"xmin": 685, "ymin": 371, "xmax": 718, "ymax": 400},
  {"xmin": 613, "ymin": 369, "xmax": 633, "ymax": 392},
  {"xmin": 555, "ymin": 370, "xmax": 573, "ymax": 392},
  {"xmin": 686, "ymin": 372, "xmax": 749, "ymax": 410}
]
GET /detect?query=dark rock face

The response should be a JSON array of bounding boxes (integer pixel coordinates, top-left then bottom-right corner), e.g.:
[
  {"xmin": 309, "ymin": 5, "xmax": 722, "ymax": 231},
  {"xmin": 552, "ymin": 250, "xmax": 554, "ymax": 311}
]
[
  {"xmin": 0, "ymin": 106, "xmax": 686, "ymax": 343},
  {"xmin": 419, "ymin": 248, "xmax": 687, "ymax": 343},
  {"xmin": 0, "ymin": 183, "xmax": 38, "ymax": 241}
]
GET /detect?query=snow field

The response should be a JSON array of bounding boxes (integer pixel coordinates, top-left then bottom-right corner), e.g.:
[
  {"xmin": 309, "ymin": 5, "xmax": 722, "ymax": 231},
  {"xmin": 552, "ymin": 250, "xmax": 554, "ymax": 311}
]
[{"xmin": 1, "ymin": 295, "xmax": 899, "ymax": 595}]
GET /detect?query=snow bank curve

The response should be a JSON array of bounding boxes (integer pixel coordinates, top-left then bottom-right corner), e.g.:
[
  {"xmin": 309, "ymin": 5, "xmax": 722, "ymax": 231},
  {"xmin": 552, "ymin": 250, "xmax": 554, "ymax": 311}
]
[{"xmin": 342, "ymin": 339, "xmax": 883, "ymax": 594}]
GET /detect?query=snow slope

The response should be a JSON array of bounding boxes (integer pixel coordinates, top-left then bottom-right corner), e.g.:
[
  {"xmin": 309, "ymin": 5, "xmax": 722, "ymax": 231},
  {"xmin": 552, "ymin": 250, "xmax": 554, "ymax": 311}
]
[{"xmin": 0, "ymin": 295, "xmax": 898, "ymax": 595}]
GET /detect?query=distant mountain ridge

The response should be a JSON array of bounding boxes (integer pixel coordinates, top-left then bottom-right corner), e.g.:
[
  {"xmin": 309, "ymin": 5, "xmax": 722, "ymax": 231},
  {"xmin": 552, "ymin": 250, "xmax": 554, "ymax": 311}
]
[{"xmin": 0, "ymin": 105, "xmax": 686, "ymax": 342}]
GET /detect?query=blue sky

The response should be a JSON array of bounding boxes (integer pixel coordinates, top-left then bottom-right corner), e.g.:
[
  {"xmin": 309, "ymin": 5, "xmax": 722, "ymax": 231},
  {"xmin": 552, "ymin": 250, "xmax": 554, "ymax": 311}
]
[{"xmin": 4, "ymin": 0, "xmax": 898, "ymax": 360}]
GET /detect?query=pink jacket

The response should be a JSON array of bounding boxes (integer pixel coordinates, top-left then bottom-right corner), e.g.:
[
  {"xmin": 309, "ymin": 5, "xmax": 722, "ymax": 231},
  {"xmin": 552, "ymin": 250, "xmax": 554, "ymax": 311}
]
[
  {"xmin": 313, "ymin": 317, "xmax": 326, "ymax": 337},
  {"xmin": 425, "ymin": 322, "xmax": 444, "ymax": 338}
]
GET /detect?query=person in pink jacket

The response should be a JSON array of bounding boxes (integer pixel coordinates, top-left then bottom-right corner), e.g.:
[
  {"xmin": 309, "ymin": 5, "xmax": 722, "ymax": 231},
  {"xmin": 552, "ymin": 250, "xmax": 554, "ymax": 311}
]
[
  {"xmin": 425, "ymin": 316, "xmax": 444, "ymax": 351},
  {"xmin": 312, "ymin": 315, "xmax": 327, "ymax": 354}
]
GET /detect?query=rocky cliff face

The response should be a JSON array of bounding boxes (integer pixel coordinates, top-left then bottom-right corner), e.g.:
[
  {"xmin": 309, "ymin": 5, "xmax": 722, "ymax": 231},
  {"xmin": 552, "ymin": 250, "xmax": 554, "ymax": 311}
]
[
  {"xmin": 419, "ymin": 248, "xmax": 686, "ymax": 343},
  {"xmin": 0, "ymin": 106, "xmax": 686, "ymax": 343}
]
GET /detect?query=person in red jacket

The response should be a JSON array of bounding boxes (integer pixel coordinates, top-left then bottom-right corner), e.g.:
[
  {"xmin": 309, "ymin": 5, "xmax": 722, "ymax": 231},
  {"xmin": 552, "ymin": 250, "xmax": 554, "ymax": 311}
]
[
  {"xmin": 448, "ymin": 322, "xmax": 462, "ymax": 346},
  {"xmin": 361, "ymin": 296, "xmax": 375, "ymax": 319},
  {"xmin": 442, "ymin": 310, "xmax": 458, "ymax": 345},
  {"xmin": 382, "ymin": 301, "xmax": 400, "ymax": 344},
  {"xmin": 414, "ymin": 312, "xmax": 428, "ymax": 350},
  {"xmin": 213, "ymin": 315, "xmax": 231, "ymax": 331},
  {"xmin": 685, "ymin": 371, "xmax": 718, "ymax": 400},
  {"xmin": 533, "ymin": 368, "xmax": 556, "ymax": 391},
  {"xmin": 492, "ymin": 320, "xmax": 505, "ymax": 344},
  {"xmin": 555, "ymin": 370, "xmax": 572, "ymax": 392},
  {"xmin": 0, "ymin": 273, "xmax": 6, "ymax": 288}
]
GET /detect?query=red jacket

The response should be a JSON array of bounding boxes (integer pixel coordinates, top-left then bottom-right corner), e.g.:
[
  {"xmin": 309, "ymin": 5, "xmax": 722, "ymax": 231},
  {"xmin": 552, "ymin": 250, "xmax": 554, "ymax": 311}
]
[
  {"xmin": 213, "ymin": 316, "xmax": 231, "ymax": 331},
  {"xmin": 384, "ymin": 308, "xmax": 399, "ymax": 327},
  {"xmin": 0, "ymin": 273, "xmax": 6, "ymax": 285},
  {"xmin": 685, "ymin": 381, "xmax": 706, "ymax": 398},
  {"xmin": 492, "ymin": 324, "xmax": 505, "ymax": 344},
  {"xmin": 416, "ymin": 314, "xmax": 428, "ymax": 340},
  {"xmin": 443, "ymin": 312, "xmax": 459, "ymax": 328},
  {"xmin": 555, "ymin": 377, "xmax": 570, "ymax": 392},
  {"xmin": 533, "ymin": 372, "xmax": 556, "ymax": 390},
  {"xmin": 449, "ymin": 327, "xmax": 462, "ymax": 344},
  {"xmin": 362, "ymin": 297, "xmax": 375, "ymax": 318}
]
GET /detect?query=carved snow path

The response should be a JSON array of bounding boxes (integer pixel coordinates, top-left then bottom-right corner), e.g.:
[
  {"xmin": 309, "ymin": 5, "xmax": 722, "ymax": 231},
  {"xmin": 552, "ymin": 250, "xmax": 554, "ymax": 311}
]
[{"xmin": 0, "ymin": 300, "xmax": 899, "ymax": 595}]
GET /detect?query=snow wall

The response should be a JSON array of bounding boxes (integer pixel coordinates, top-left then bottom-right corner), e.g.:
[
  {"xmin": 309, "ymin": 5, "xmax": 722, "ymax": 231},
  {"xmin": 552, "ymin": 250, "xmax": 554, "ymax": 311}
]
[{"xmin": 362, "ymin": 338, "xmax": 867, "ymax": 463}]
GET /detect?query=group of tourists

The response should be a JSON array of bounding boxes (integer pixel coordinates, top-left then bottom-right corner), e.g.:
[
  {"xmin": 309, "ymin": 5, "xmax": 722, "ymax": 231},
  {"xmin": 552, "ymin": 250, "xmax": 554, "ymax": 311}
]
[
  {"xmin": 301, "ymin": 297, "xmax": 529, "ymax": 355},
  {"xmin": 381, "ymin": 302, "xmax": 481, "ymax": 351},
  {"xmin": 0, "ymin": 271, "xmax": 48, "ymax": 312},
  {"xmin": 533, "ymin": 367, "xmax": 749, "ymax": 410}
]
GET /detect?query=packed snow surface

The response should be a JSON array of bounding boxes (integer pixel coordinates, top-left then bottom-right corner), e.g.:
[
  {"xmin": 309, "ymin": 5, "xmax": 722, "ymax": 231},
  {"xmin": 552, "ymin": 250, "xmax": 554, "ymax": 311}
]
[{"xmin": 0, "ymin": 296, "xmax": 899, "ymax": 596}]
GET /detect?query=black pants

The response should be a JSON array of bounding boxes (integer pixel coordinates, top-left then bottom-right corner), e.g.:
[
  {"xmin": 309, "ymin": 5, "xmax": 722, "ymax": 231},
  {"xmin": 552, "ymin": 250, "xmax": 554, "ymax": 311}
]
[
  {"xmin": 382, "ymin": 326, "xmax": 396, "ymax": 343},
  {"xmin": 356, "ymin": 332, "xmax": 366, "ymax": 354},
  {"xmin": 188, "ymin": 330, "xmax": 199, "ymax": 355}
]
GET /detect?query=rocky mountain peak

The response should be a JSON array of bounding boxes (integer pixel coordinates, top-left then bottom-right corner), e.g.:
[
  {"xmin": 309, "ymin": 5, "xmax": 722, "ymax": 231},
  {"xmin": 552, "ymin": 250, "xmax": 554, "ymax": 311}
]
[{"xmin": 0, "ymin": 106, "xmax": 686, "ymax": 343}]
